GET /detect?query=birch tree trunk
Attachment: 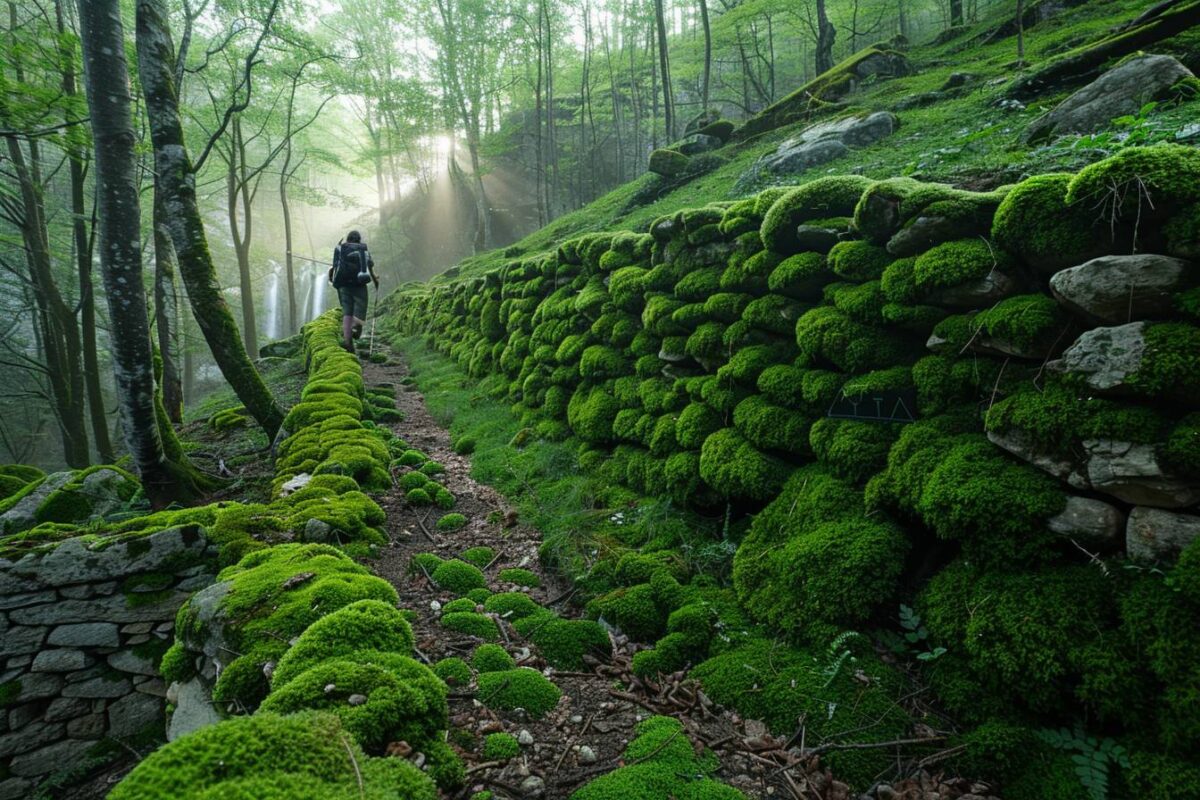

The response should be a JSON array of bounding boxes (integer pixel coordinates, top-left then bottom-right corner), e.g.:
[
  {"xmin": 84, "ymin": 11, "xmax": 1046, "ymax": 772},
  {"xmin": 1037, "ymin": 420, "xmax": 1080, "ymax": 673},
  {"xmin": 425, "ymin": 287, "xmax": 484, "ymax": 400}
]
[
  {"xmin": 135, "ymin": 0, "xmax": 285, "ymax": 439},
  {"xmin": 77, "ymin": 0, "xmax": 194, "ymax": 505}
]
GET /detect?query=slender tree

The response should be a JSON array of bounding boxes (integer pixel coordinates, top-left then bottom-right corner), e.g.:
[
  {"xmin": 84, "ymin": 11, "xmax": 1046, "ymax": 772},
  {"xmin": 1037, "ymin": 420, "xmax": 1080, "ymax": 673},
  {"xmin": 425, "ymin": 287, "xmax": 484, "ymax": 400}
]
[
  {"xmin": 652, "ymin": 0, "xmax": 674, "ymax": 139},
  {"xmin": 76, "ymin": 0, "xmax": 199, "ymax": 504},
  {"xmin": 136, "ymin": 0, "xmax": 285, "ymax": 439}
]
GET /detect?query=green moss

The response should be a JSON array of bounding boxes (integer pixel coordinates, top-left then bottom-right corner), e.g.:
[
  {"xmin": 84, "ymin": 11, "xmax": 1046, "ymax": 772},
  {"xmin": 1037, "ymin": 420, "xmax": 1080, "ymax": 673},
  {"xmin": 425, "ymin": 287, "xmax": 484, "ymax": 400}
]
[
  {"xmin": 410, "ymin": 552, "xmax": 445, "ymax": 576},
  {"xmin": 827, "ymin": 240, "xmax": 891, "ymax": 281},
  {"xmin": 810, "ymin": 418, "xmax": 899, "ymax": 482},
  {"xmin": 196, "ymin": 544, "xmax": 398, "ymax": 711},
  {"xmin": 567, "ymin": 386, "xmax": 620, "ymax": 444},
  {"xmin": 732, "ymin": 394, "xmax": 811, "ymax": 454},
  {"xmin": 160, "ymin": 642, "xmax": 194, "ymax": 684},
  {"xmin": 483, "ymin": 592, "xmax": 542, "ymax": 620},
  {"xmin": 437, "ymin": 513, "xmax": 468, "ymax": 532},
  {"xmin": 498, "ymin": 567, "xmax": 541, "ymax": 587},
  {"xmin": 734, "ymin": 466, "xmax": 907, "ymax": 637},
  {"xmin": 912, "ymin": 238, "xmax": 1010, "ymax": 292},
  {"xmin": 476, "ymin": 668, "xmax": 562, "ymax": 718},
  {"xmin": 482, "ymin": 732, "xmax": 521, "ymax": 761},
  {"xmin": 431, "ymin": 559, "xmax": 488, "ymax": 593},
  {"xmin": 1124, "ymin": 322, "xmax": 1200, "ymax": 401},
  {"xmin": 1125, "ymin": 752, "xmax": 1200, "ymax": 800},
  {"xmin": 399, "ymin": 471, "xmax": 430, "ymax": 492},
  {"xmin": 453, "ymin": 435, "xmax": 477, "ymax": 455},
  {"xmin": 261, "ymin": 653, "xmax": 451, "ymax": 766},
  {"xmin": 992, "ymin": 173, "xmax": 1103, "ymax": 272},
  {"xmin": 108, "ymin": 712, "xmax": 436, "ymax": 800},
  {"xmin": 794, "ymin": 306, "xmax": 912, "ymax": 372},
  {"xmin": 405, "ymin": 487, "xmax": 432, "ymax": 506},
  {"xmin": 442, "ymin": 597, "xmax": 478, "ymax": 614},
  {"xmin": 472, "ymin": 643, "xmax": 516, "ymax": 673},
  {"xmin": 441, "ymin": 611, "xmax": 500, "ymax": 640},
  {"xmin": 1066, "ymin": 144, "xmax": 1200, "ymax": 223},
  {"xmin": 970, "ymin": 293, "xmax": 1068, "ymax": 354},
  {"xmin": 0, "ymin": 680, "xmax": 21, "ymax": 708},
  {"xmin": 460, "ymin": 546, "xmax": 495, "ymax": 569},
  {"xmin": 528, "ymin": 617, "xmax": 612, "ymax": 670},
  {"xmin": 648, "ymin": 148, "xmax": 690, "ymax": 177},
  {"xmin": 760, "ymin": 176, "xmax": 874, "ymax": 253},
  {"xmin": 572, "ymin": 716, "xmax": 743, "ymax": 799},
  {"xmin": 588, "ymin": 582, "xmax": 666, "ymax": 641},
  {"xmin": 699, "ymin": 428, "xmax": 788, "ymax": 503},
  {"xmin": 433, "ymin": 657, "xmax": 472, "ymax": 686}
]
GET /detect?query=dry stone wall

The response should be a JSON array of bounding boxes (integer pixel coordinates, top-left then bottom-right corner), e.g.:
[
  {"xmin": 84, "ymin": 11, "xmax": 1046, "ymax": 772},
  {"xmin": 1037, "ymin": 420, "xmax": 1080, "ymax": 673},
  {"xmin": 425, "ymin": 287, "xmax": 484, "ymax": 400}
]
[{"xmin": 0, "ymin": 526, "xmax": 218, "ymax": 799}]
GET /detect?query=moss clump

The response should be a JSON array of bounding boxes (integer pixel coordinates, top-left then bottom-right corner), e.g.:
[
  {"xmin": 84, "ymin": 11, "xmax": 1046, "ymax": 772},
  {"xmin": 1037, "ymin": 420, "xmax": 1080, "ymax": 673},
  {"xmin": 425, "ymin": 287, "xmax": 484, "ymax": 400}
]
[
  {"xmin": 768, "ymin": 252, "xmax": 830, "ymax": 299},
  {"xmin": 433, "ymin": 657, "xmax": 472, "ymax": 686},
  {"xmin": 827, "ymin": 240, "xmax": 891, "ymax": 281},
  {"xmin": 453, "ymin": 436, "xmax": 477, "ymax": 455},
  {"xmin": 261, "ymin": 653, "xmax": 451, "ymax": 764},
  {"xmin": 442, "ymin": 597, "xmax": 478, "ymax": 614},
  {"xmin": 411, "ymin": 552, "xmax": 445, "ymax": 576},
  {"xmin": 271, "ymin": 599, "xmax": 414, "ymax": 689},
  {"xmin": 483, "ymin": 592, "xmax": 542, "ymax": 620},
  {"xmin": 699, "ymin": 428, "xmax": 788, "ymax": 503},
  {"xmin": 441, "ymin": 611, "xmax": 500, "ymax": 640},
  {"xmin": 477, "ymin": 668, "xmax": 562, "ymax": 718},
  {"xmin": 588, "ymin": 583, "xmax": 666, "ymax": 641},
  {"xmin": 472, "ymin": 644, "xmax": 516, "ymax": 673},
  {"xmin": 406, "ymin": 487, "xmax": 432, "ymax": 506},
  {"xmin": 188, "ymin": 544, "xmax": 398, "ymax": 711},
  {"xmin": 528, "ymin": 617, "xmax": 612, "ymax": 670},
  {"xmin": 567, "ymin": 386, "xmax": 620, "ymax": 444},
  {"xmin": 498, "ymin": 567, "xmax": 540, "ymax": 588},
  {"xmin": 648, "ymin": 148, "xmax": 690, "ymax": 177},
  {"xmin": 912, "ymin": 238, "xmax": 1009, "ymax": 292},
  {"xmin": 991, "ymin": 173, "xmax": 1103, "ymax": 273},
  {"xmin": 760, "ymin": 176, "xmax": 874, "ymax": 253},
  {"xmin": 572, "ymin": 716, "xmax": 743, "ymax": 800},
  {"xmin": 460, "ymin": 545, "xmax": 495, "ymax": 568},
  {"xmin": 794, "ymin": 306, "xmax": 911, "ymax": 373},
  {"xmin": 108, "ymin": 712, "xmax": 436, "ymax": 800},
  {"xmin": 1066, "ymin": 144, "xmax": 1200, "ymax": 224},
  {"xmin": 1124, "ymin": 322, "xmax": 1200, "ymax": 401},
  {"xmin": 734, "ymin": 466, "xmax": 907, "ymax": 639},
  {"xmin": 810, "ymin": 418, "xmax": 899, "ymax": 482},
  {"xmin": 732, "ymin": 394, "xmax": 811, "ymax": 454},
  {"xmin": 482, "ymin": 732, "xmax": 521, "ymax": 761},
  {"xmin": 437, "ymin": 513, "xmax": 468, "ymax": 532},
  {"xmin": 431, "ymin": 559, "xmax": 488, "ymax": 593},
  {"xmin": 970, "ymin": 294, "xmax": 1069, "ymax": 355}
]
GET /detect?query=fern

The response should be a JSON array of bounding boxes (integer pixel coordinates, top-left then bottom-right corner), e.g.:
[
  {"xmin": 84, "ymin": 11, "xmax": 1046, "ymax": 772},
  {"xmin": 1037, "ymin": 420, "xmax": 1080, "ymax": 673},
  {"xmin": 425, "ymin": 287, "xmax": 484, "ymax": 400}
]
[{"xmin": 1037, "ymin": 725, "xmax": 1130, "ymax": 800}]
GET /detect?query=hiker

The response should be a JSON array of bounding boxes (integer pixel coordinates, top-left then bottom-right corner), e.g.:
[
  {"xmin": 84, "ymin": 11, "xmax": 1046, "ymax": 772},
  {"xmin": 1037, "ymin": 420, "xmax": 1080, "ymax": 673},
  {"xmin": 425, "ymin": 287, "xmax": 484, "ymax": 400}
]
[{"xmin": 329, "ymin": 230, "xmax": 379, "ymax": 353}]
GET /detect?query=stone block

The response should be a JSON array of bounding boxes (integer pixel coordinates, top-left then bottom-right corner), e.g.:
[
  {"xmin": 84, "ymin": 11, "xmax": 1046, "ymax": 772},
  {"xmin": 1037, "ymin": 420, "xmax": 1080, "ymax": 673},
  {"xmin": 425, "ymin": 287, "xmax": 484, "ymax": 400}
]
[
  {"xmin": 1127, "ymin": 507, "xmax": 1200, "ymax": 563},
  {"xmin": 0, "ymin": 720, "xmax": 64, "ymax": 757},
  {"xmin": 0, "ymin": 778, "xmax": 32, "ymax": 800},
  {"xmin": 107, "ymin": 650, "xmax": 159, "ymax": 677},
  {"xmin": 43, "ymin": 696, "xmax": 90, "ymax": 722},
  {"xmin": 8, "ymin": 737, "xmax": 94, "ymax": 777},
  {"xmin": 47, "ymin": 622, "xmax": 120, "ymax": 648},
  {"xmin": 0, "ymin": 625, "xmax": 46, "ymax": 657},
  {"xmin": 108, "ymin": 690, "xmax": 162, "ymax": 739},
  {"xmin": 0, "ymin": 591, "xmax": 56, "ymax": 611},
  {"xmin": 32, "ymin": 649, "xmax": 93, "ymax": 673},
  {"xmin": 61, "ymin": 675, "xmax": 131, "ymax": 699},
  {"xmin": 66, "ymin": 712, "xmax": 105, "ymax": 739}
]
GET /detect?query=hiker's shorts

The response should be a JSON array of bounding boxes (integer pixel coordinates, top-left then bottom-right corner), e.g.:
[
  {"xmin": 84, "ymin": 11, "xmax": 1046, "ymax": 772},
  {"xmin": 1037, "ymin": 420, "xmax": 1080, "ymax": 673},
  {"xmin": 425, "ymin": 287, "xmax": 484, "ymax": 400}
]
[{"xmin": 337, "ymin": 285, "xmax": 368, "ymax": 320}]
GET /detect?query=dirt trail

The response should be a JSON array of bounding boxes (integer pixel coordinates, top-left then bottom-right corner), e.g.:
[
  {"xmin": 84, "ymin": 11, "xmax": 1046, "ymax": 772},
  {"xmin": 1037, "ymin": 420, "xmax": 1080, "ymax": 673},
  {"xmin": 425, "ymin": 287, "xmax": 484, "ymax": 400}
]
[{"xmin": 361, "ymin": 349, "xmax": 997, "ymax": 800}]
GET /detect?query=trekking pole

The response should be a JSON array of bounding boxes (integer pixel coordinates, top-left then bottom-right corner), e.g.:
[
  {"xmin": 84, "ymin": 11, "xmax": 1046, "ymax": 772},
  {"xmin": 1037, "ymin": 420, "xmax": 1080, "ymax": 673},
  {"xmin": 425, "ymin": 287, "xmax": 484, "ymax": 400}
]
[{"xmin": 368, "ymin": 288, "xmax": 378, "ymax": 360}]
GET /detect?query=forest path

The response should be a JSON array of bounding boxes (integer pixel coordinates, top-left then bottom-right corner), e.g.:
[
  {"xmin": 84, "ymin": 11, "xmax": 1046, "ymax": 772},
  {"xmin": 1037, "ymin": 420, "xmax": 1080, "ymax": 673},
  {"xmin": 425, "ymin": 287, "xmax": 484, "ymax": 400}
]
[
  {"xmin": 358, "ymin": 349, "xmax": 777, "ymax": 799},
  {"xmin": 358, "ymin": 346, "xmax": 990, "ymax": 800}
]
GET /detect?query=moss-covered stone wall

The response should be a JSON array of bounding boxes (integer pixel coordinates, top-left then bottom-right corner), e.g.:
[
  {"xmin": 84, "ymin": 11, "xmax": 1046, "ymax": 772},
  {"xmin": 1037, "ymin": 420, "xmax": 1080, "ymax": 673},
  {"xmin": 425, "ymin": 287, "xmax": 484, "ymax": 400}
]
[{"xmin": 385, "ymin": 143, "xmax": 1200, "ymax": 796}]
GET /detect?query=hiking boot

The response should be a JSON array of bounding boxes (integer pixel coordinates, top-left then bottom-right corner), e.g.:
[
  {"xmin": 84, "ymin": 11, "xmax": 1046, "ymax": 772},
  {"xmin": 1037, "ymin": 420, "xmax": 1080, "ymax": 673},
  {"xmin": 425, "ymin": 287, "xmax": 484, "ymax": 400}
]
[{"xmin": 352, "ymin": 323, "xmax": 363, "ymax": 340}]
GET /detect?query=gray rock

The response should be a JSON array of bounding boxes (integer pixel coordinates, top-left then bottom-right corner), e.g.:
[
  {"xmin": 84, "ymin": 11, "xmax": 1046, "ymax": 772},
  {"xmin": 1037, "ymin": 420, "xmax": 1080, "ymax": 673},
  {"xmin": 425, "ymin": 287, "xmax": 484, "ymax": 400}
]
[
  {"xmin": 577, "ymin": 744, "xmax": 598, "ymax": 764},
  {"xmin": 61, "ymin": 675, "xmax": 131, "ymax": 699},
  {"xmin": 755, "ymin": 112, "xmax": 898, "ymax": 176},
  {"xmin": 7, "ymin": 702, "xmax": 42, "ymax": 730},
  {"xmin": 107, "ymin": 649, "xmax": 159, "ymax": 677},
  {"xmin": 279, "ymin": 472, "xmax": 312, "ymax": 497},
  {"xmin": 107, "ymin": 690, "xmax": 163, "ymax": 739},
  {"xmin": 258, "ymin": 333, "xmax": 302, "ymax": 359},
  {"xmin": 1025, "ymin": 55, "xmax": 1194, "ymax": 143},
  {"xmin": 12, "ymin": 592, "xmax": 190, "ymax": 626},
  {"xmin": 13, "ymin": 525, "xmax": 209, "ymax": 588},
  {"xmin": 77, "ymin": 468, "xmax": 139, "ymax": 519},
  {"xmin": 301, "ymin": 518, "xmax": 335, "ymax": 543},
  {"xmin": 0, "ymin": 720, "xmax": 64, "ymax": 758},
  {"xmin": 1050, "ymin": 255, "xmax": 1195, "ymax": 324},
  {"xmin": 5, "ymin": 672, "xmax": 63, "ymax": 705},
  {"xmin": 519, "ymin": 775, "xmax": 546, "ymax": 798},
  {"xmin": 32, "ymin": 649, "xmax": 93, "ymax": 673},
  {"xmin": 926, "ymin": 269, "xmax": 1019, "ymax": 308},
  {"xmin": 7, "ymin": 737, "xmax": 93, "ymax": 778},
  {"xmin": 1126, "ymin": 507, "xmax": 1200, "ymax": 562},
  {"xmin": 66, "ymin": 712, "xmax": 106, "ymax": 739},
  {"xmin": 794, "ymin": 225, "xmax": 844, "ymax": 253},
  {"xmin": 0, "ymin": 778, "xmax": 31, "ymax": 800},
  {"xmin": 1049, "ymin": 322, "xmax": 1147, "ymax": 395},
  {"xmin": 166, "ymin": 677, "xmax": 221, "ymax": 742},
  {"xmin": 1046, "ymin": 496, "xmax": 1125, "ymax": 548},
  {"xmin": 517, "ymin": 728, "xmax": 534, "ymax": 746},
  {"xmin": 43, "ymin": 697, "xmax": 91, "ymax": 723},
  {"xmin": 0, "ymin": 625, "xmax": 46, "ymax": 657},
  {"xmin": 1083, "ymin": 439, "xmax": 1200, "ymax": 508},
  {"xmin": 48, "ymin": 622, "xmax": 120, "ymax": 648},
  {"xmin": 0, "ymin": 591, "xmax": 56, "ymax": 611},
  {"xmin": 135, "ymin": 677, "xmax": 168, "ymax": 697},
  {"xmin": 0, "ymin": 472, "xmax": 71, "ymax": 536}
]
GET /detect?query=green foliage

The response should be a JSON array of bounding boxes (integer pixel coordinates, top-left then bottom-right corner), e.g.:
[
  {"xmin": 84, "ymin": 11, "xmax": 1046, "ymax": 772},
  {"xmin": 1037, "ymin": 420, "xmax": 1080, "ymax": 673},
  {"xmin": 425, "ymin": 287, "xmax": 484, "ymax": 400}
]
[
  {"xmin": 477, "ymin": 668, "xmax": 562, "ymax": 718},
  {"xmin": 1037, "ymin": 726, "xmax": 1129, "ymax": 800},
  {"xmin": 437, "ymin": 513, "xmax": 468, "ymax": 532},
  {"xmin": 482, "ymin": 732, "xmax": 521, "ymax": 760},
  {"xmin": 460, "ymin": 546, "xmax": 495, "ymax": 568},
  {"xmin": 108, "ymin": 712, "xmax": 436, "ymax": 800},
  {"xmin": 271, "ymin": 599, "xmax": 414, "ymax": 689},
  {"xmin": 472, "ymin": 643, "xmax": 516, "ymax": 673},
  {"xmin": 699, "ymin": 428, "xmax": 788, "ymax": 503},
  {"xmin": 992, "ymin": 173, "xmax": 1103, "ymax": 272},
  {"xmin": 433, "ymin": 657, "xmax": 472, "ymax": 686},
  {"xmin": 1067, "ymin": 144, "xmax": 1200, "ymax": 224},
  {"xmin": 760, "ymin": 176, "xmax": 875, "ymax": 253},
  {"xmin": 432, "ymin": 559, "xmax": 488, "ymax": 593},
  {"xmin": 827, "ymin": 240, "xmax": 891, "ymax": 281},
  {"xmin": 498, "ymin": 567, "xmax": 541, "ymax": 587},
  {"xmin": 912, "ymin": 238, "xmax": 1009, "ymax": 292},
  {"xmin": 571, "ymin": 716, "xmax": 744, "ymax": 799},
  {"xmin": 441, "ymin": 611, "xmax": 500, "ymax": 640}
]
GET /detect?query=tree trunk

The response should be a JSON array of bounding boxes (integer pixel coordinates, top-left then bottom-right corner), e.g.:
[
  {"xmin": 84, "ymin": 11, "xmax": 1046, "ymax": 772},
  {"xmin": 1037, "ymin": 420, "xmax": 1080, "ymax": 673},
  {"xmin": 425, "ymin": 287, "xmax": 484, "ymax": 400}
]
[
  {"xmin": 78, "ymin": 0, "xmax": 194, "ymax": 505},
  {"xmin": 653, "ymin": 0, "xmax": 674, "ymax": 140},
  {"xmin": 135, "ymin": 0, "xmax": 284, "ymax": 439},
  {"xmin": 816, "ymin": 0, "xmax": 836, "ymax": 74},
  {"xmin": 153, "ymin": 186, "xmax": 184, "ymax": 422},
  {"xmin": 54, "ymin": 0, "xmax": 114, "ymax": 461},
  {"xmin": 950, "ymin": 0, "xmax": 964, "ymax": 26},
  {"xmin": 227, "ymin": 116, "xmax": 259, "ymax": 357},
  {"xmin": 280, "ymin": 156, "xmax": 297, "ymax": 335},
  {"xmin": 699, "ymin": 0, "xmax": 711, "ymax": 111}
]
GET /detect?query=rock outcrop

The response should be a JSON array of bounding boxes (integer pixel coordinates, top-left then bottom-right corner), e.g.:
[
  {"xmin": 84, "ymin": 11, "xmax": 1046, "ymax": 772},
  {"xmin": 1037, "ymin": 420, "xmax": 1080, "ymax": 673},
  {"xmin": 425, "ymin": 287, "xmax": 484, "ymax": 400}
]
[
  {"xmin": 751, "ymin": 111, "xmax": 898, "ymax": 177},
  {"xmin": 1050, "ymin": 254, "xmax": 1195, "ymax": 324}
]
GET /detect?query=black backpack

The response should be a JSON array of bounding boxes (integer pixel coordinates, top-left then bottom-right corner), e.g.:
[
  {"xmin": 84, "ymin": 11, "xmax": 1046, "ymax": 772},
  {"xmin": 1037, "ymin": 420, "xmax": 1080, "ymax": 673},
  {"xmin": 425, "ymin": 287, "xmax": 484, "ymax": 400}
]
[{"xmin": 333, "ymin": 242, "xmax": 371, "ymax": 288}]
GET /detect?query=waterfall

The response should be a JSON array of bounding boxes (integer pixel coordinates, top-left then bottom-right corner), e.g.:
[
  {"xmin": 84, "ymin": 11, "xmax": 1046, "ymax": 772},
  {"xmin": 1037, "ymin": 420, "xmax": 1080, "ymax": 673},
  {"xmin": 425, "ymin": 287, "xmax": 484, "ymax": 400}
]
[
  {"xmin": 264, "ymin": 263, "xmax": 281, "ymax": 340},
  {"xmin": 310, "ymin": 267, "xmax": 328, "ymax": 321}
]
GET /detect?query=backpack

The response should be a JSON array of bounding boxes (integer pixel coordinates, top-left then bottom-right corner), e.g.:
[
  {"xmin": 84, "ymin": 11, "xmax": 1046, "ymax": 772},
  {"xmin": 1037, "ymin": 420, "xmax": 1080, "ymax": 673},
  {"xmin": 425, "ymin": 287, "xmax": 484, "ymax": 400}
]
[{"xmin": 333, "ymin": 242, "xmax": 371, "ymax": 288}]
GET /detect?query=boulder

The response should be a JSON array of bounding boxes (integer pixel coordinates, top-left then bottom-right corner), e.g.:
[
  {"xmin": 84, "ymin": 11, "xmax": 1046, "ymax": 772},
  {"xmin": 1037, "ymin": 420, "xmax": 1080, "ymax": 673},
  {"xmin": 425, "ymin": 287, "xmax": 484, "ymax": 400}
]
[
  {"xmin": 794, "ymin": 224, "xmax": 845, "ymax": 254},
  {"xmin": 754, "ymin": 111, "xmax": 898, "ymax": 176},
  {"xmin": 258, "ymin": 333, "xmax": 302, "ymax": 359},
  {"xmin": 648, "ymin": 149, "xmax": 690, "ymax": 178},
  {"xmin": 926, "ymin": 269, "xmax": 1019, "ymax": 308},
  {"xmin": 107, "ymin": 689, "xmax": 163, "ymax": 738},
  {"xmin": 1050, "ymin": 254, "xmax": 1195, "ymax": 324},
  {"xmin": 1048, "ymin": 322, "xmax": 1146, "ymax": 395},
  {"xmin": 0, "ymin": 472, "xmax": 71, "ymax": 535},
  {"xmin": 167, "ymin": 677, "xmax": 222, "ymax": 741},
  {"xmin": 1046, "ymin": 496, "xmax": 1125, "ymax": 549},
  {"xmin": 1126, "ymin": 506, "xmax": 1200, "ymax": 562},
  {"xmin": 1024, "ymin": 54, "xmax": 1194, "ymax": 143}
]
